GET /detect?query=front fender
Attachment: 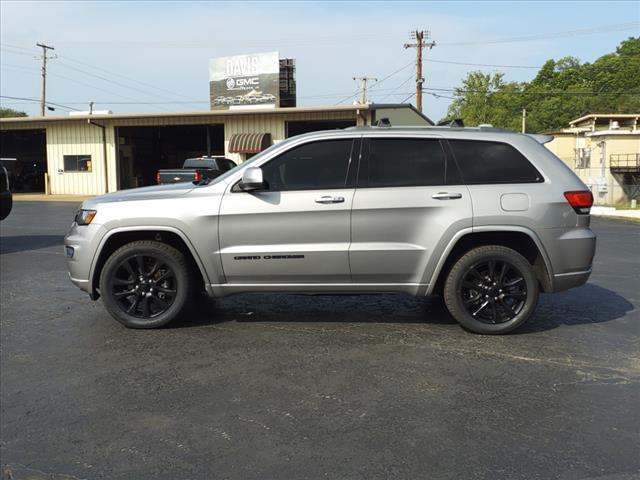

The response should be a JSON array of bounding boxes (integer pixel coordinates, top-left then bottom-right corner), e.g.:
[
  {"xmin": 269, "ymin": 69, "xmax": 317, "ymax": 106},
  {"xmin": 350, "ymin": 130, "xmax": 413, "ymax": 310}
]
[{"xmin": 88, "ymin": 225, "xmax": 214, "ymax": 296}]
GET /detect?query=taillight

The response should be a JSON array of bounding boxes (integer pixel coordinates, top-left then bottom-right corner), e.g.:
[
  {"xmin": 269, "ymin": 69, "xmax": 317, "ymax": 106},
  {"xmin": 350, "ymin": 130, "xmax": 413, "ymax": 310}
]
[
  {"xmin": 194, "ymin": 171, "xmax": 203, "ymax": 182},
  {"xmin": 564, "ymin": 190, "xmax": 593, "ymax": 214},
  {"xmin": 156, "ymin": 171, "xmax": 161, "ymax": 184}
]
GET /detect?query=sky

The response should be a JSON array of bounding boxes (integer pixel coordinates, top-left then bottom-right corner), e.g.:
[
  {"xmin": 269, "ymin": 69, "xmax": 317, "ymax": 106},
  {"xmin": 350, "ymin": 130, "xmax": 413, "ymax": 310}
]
[{"xmin": 1, "ymin": 0, "xmax": 638, "ymax": 121}]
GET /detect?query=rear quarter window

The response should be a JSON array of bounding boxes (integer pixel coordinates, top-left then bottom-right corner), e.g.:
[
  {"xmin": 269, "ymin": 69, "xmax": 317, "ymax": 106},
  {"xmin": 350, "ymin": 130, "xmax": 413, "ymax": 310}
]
[{"xmin": 449, "ymin": 140, "xmax": 544, "ymax": 184}]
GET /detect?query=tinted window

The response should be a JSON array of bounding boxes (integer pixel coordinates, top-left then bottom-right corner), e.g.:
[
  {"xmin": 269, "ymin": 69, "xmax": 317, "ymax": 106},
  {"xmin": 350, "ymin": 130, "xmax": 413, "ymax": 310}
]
[
  {"xmin": 367, "ymin": 138, "xmax": 446, "ymax": 187},
  {"xmin": 449, "ymin": 140, "xmax": 543, "ymax": 184},
  {"xmin": 262, "ymin": 139, "xmax": 353, "ymax": 191}
]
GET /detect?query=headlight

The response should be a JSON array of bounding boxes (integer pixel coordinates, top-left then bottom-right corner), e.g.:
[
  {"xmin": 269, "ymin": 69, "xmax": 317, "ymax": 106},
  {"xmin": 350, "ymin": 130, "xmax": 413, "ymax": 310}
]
[{"xmin": 75, "ymin": 209, "xmax": 97, "ymax": 225}]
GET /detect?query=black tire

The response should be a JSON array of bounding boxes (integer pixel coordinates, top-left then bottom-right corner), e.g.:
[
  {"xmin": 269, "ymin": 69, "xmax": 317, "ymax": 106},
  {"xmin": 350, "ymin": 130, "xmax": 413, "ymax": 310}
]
[
  {"xmin": 443, "ymin": 245, "xmax": 539, "ymax": 334},
  {"xmin": 99, "ymin": 240, "xmax": 193, "ymax": 328}
]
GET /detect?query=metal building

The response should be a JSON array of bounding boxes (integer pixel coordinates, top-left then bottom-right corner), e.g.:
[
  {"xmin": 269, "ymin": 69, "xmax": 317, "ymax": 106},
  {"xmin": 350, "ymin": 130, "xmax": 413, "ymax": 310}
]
[{"xmin": 0, "ymin": 103, "xmax": 432, "ymax": 196}]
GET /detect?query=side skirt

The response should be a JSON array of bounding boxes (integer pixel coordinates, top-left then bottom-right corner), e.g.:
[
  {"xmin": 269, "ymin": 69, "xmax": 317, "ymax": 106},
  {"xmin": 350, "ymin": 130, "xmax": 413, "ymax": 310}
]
[{"xmin": 208, "ymin": 283, "xmax": 429, "ymax": 297}]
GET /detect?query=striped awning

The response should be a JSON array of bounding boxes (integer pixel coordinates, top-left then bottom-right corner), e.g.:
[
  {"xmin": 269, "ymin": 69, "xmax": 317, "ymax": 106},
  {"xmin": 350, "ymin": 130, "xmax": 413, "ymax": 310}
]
[{"xmin": 228, "ymin": 133, "xmax": 272, "ymax": 153}]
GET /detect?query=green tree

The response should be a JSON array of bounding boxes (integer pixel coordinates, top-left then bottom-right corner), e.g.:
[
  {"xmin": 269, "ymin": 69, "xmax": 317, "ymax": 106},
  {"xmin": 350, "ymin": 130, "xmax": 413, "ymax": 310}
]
[
  {"xmin": 0, "ymin": 108, "xmax": 28, "ymax": 118},
  {"xmin": 441, "ymin": 37, "xmax": 640, "ymax": 132},
  {"xmin": 446, "ymin": 71, "xmax": 524, "ymax": 129}
]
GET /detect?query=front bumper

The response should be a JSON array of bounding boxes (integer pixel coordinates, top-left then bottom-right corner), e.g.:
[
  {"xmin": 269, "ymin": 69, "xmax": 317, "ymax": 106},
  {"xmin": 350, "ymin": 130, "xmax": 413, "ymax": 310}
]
[{"xmin": 64, "ymin": 222, "xmax": 105, "ymax": 296}]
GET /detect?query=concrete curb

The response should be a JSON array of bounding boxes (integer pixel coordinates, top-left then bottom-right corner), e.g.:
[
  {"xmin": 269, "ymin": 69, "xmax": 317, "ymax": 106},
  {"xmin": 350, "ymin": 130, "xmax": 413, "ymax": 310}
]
[{"xmin": 591, "ymin": 206, "xmax": 640, "ymax": 219}]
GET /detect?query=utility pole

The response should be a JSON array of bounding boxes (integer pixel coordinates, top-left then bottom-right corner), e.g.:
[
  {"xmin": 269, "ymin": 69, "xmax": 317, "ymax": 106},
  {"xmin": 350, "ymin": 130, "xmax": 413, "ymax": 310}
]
[
  {"xmin": 404, "ymin": 30, "xmax": 435, "ymax": 113},
  {"xmin": 36, "ymin": 42, "xmax": 55, "ymax": 116},
  {"xmin": 353, "ymin": 76, "xmax": 377, "ymax": 104},
  {"xmin": 522, "ymin": 108, "xmax": 527, "ymax": 133}
]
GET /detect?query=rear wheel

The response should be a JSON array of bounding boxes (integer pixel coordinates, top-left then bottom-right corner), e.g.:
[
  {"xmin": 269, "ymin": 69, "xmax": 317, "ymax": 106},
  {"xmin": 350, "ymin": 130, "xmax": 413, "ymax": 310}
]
[
  {"xmin": 443, "ymin": 245, "xmax": 539, "ymax": 334},
  {"xmin": 99, "ymin": 240, "xmax": 192, "ymax": 328}
]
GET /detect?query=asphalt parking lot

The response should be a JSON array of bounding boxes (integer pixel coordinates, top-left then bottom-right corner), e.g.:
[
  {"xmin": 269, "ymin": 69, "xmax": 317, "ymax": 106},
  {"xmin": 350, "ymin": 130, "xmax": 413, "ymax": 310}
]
[{"xmin": 1, "ymin": 201, "xmax": 639, "ymax": 480}]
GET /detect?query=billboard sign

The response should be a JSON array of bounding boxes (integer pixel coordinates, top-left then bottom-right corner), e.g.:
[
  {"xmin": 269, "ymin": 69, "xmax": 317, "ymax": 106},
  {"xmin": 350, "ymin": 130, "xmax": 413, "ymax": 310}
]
[{"xmin": 209, "ymin": 51, "xmax": 280, "ymax": 110}]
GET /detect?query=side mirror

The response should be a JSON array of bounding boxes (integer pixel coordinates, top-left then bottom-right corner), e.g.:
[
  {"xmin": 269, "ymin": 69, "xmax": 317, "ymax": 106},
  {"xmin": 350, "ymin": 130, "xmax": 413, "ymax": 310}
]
[{"xmin": 239, "ymin": 167, "xmax": 266, "ymax": 191}]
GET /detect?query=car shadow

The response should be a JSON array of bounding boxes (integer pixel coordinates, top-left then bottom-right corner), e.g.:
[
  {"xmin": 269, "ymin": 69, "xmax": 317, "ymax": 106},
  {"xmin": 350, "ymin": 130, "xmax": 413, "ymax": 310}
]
[
  {"xmin": 174, "ymin": 293, "xmax": 455, "ymax": 329},
  {"xmin": 173, "ymin": 282, "xmax": 634, "ymax": 334},
  {"xmin": 0, "ymin": 235, "xmax": 64, "ymax": 255},
  {"xmin": 515, "ymin": 282, "xmax": 635, "ymax": 334}
]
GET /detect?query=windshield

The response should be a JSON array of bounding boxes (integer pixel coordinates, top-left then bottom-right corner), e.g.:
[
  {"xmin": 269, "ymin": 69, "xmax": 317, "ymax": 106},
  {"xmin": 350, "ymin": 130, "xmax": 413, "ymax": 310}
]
[{"xmin": 207, "ymin": 139, "xmax": 294, "ymax": 185}]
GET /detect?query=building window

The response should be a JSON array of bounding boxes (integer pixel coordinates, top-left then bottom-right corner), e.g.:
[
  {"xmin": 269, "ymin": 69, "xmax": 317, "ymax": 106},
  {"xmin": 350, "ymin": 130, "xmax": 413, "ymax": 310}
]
[
  {"xmin": 64, "ymin": 155, "xmax": 92, "ymax": 172},
  {"xmin": 575, "ymin": 148, "xmax": 591, "ymax": 169}
]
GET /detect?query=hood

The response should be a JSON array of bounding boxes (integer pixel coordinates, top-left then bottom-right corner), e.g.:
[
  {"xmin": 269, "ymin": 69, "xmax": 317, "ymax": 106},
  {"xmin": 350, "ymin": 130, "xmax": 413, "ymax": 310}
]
[{"xmin": 84, "ymin": 182, "xmax": 195, "ymax": 208}]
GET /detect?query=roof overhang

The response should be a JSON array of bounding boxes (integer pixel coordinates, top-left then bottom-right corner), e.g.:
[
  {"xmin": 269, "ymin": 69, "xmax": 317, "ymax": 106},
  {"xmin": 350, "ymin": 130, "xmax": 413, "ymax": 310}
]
[
  {"xmin": 569, "ymin": 113, "xmax": 640, "ymax": 127},
  {"xmin": 0, "ymin": 103, "xmax": 431, "ymax": 127}
]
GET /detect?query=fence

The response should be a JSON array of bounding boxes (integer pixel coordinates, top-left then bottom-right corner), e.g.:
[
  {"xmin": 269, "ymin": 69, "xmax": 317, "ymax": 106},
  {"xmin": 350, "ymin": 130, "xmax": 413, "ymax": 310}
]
[
  {"xmin": 585, "ymin": 182, "xmax": 639, "ymax": 206},
  {"xmin": 557, "ymin": 156, "xmax": 639, "ymax": 206}
]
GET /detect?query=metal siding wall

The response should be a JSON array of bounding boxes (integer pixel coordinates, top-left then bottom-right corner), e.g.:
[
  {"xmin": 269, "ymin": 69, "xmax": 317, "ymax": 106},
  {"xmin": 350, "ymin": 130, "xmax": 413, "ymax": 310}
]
[
  {"xmin": 47, "ymin": 122, "xmax": 106, "ymax": 195},
  {"xmin": 1, "ymin": 109, "xmax": 361, "ymax": 192}
]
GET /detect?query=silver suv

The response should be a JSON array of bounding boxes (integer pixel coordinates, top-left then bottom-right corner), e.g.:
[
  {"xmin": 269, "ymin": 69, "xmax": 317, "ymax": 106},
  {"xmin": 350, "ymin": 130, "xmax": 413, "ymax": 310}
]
[{"xmin": 64, "ymin": 126, "xmax": 596, "ymax": 334}]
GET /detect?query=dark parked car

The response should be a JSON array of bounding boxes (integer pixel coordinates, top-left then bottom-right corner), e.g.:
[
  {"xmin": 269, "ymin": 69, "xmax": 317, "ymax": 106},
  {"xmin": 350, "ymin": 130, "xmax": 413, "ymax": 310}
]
[
  {"xmin": 156, "ymin": 156, "xmax": 236, "ymax": 185},
  {"xmin": 0, "ymin": 160, "xmax": 13, "ymax": 221}
]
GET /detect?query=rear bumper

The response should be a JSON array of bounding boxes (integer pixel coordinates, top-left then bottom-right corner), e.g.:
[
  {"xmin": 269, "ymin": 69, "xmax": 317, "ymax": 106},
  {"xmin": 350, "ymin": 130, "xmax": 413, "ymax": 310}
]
[
  {"xmin": 552, "ymin": 269, "xmax": 592, "ymax": 293},
  {"xmin": 537, "ymin": 226, "xmax": 596, "ymax": 292}
]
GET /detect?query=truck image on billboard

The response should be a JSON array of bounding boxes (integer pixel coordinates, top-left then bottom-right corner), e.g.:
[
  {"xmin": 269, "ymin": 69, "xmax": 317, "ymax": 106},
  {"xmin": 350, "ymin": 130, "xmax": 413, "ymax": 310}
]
[{"xmin": 209, "ymin": 52, "xmax": 280, "ymax": 110}]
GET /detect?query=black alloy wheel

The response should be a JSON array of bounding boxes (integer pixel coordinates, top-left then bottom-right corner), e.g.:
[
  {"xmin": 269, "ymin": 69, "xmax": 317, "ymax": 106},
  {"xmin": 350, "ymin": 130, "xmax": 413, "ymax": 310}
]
[
  {"xmin": 100, "ymin": 240, "xmax": 193, "ymax": 328},
  {"xmin": 111, "ymin": 254, "xmax": 177, "ymax": 319},
  {"xmin": 459, "ymin": 259, "xmax": 527, "ymax": 324},
  {"xmin": 443, "ymin": 245, "xmax": 539, "ymax": 334}
]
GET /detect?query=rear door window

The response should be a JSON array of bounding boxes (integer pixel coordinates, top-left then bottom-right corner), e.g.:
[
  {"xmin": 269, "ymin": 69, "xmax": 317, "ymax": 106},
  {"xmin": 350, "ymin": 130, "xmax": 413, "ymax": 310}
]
[
  {"xmin": 449, "ymin": 140, "xmax": 543, "ymax": 184},
  {"xmin": 364, "ymin": 138, "xmax": 447, "ymax": 188}
]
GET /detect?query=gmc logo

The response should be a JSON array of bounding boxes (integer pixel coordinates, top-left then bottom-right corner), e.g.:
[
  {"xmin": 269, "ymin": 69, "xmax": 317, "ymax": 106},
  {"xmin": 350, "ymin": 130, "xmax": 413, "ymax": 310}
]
[{"xmin": 235, "ymin": 77, "xmax": 259, "ymax": 87}]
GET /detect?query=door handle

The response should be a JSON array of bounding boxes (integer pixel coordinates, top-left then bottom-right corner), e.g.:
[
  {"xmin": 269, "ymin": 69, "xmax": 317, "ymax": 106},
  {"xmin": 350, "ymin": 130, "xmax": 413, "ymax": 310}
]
[
  {"xmin": 432, "ymin": 192, "xmax": 463, "ymax": 200},
  {"xmin": 315, "ymin": 196, "xmax": 345, "ymax": 204}
]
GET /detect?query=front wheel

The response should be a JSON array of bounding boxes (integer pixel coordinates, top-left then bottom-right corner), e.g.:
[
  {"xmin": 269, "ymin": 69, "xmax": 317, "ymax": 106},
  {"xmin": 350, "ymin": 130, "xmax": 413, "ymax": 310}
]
[
  {"xmin": 443, "ymin": 245, "xmax": 539, "ymax": 334},
  {"xmin": 99, "ymin": 240, "xmax": 192, "ymax": 328}
]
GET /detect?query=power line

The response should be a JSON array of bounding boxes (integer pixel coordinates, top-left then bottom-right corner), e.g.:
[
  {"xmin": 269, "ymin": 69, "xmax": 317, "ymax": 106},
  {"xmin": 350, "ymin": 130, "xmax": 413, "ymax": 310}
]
[
  {"xmin": 334, "ymin": 87, "xmax": 360, "ymax": 106},
  {"xmin": 1, "ymin": 43, "xmax": 198, "ymax": 102},
  {"xmin": 377, "ymin": 74, "xmax": 415, "ymax": 102},
  {"xmin": 400, "ymin": 92, "xmax": 416, "ymax": 103},
  {"xmin": 54, "ymin": 60, "xmax": 189, "ymax": 103},
  {"xmin": 29, "ymin": 21, "xmax": 637, "ymax": 48},
  {"xmin": 439, "ymin": 22, "xmax": 639, "ymax": 46},
  {"xmin": 426, "ymin": 58, "xmax": 541, "ymax": 69},
  {"xmin": 1, "ymin": 65, "xmax": 171, "ymax": 111},
  {"xmin": 0, "ymin": 95, "xmax": 81, "ymax": 111},
  {"xmin": 55, "ymin": 55, "xmax": 201, "ymax": 101},
  {"xmin": 423, "ymin": 86, "xmax": 640, "ymax": 96},
  {"xmin": 367, "ymin": 60, "xmax": 415, "ymax": 91}
]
